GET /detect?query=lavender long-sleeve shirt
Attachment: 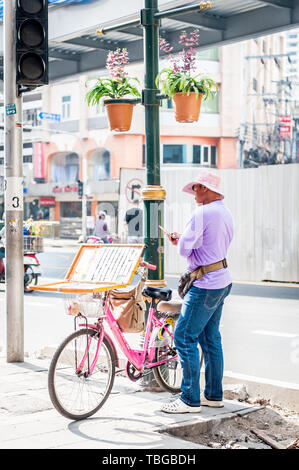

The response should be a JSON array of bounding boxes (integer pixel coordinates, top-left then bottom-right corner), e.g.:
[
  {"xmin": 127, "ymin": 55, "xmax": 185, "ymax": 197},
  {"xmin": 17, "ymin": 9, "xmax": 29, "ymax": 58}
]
[{"xmin": 178, "ymin": 200, "xmax": 234, "ymax": 289}]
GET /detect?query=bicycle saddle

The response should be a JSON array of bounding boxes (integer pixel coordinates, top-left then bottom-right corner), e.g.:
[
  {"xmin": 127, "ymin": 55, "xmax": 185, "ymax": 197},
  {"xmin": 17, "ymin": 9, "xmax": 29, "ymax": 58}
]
[{"xmin": 142, "ymin": 286, "xmax": 172, "ymax": 301}]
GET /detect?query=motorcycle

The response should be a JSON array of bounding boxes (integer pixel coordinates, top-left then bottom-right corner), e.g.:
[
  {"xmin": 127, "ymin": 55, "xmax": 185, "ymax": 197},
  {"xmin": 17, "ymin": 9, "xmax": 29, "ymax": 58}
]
[
  {"xmin": 86, "ymin": 234, "xmax": 120, "ymax": 244},
  {"xmin": 0, "ymin": 238, "xmax": 42, "ymax": 293}
]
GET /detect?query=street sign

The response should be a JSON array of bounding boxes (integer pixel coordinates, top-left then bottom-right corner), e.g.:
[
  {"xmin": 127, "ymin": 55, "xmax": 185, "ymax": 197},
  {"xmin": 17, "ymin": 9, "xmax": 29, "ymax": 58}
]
[
  {"xmin": 5, "ymin": 103, "xmax": 16, "ymax": 115},
  {"xmin": 279, "ymin": 115, "xmax": 292, "ymax": 139},
  {"xmin": 39, "ymin": 112, "xmax": 61, "ymax": 122}
]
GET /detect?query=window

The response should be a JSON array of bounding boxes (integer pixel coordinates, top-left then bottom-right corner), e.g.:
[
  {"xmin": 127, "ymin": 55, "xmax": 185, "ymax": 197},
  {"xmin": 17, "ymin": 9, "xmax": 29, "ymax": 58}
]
[
  {"xmin": 23, "ymin": 108, "xmax": 42, "ymax": 127},
  {"xmin": 203, "ymin": 146, "xmax": 209, "ymax": 163},
  {"xmin": 288, "ymin": 43, "xmax": 298, "ymax": 47},
  {"xmin": 201, "ymin": 93, "xmax": 219, "ymax": 113},
  {"xmin": 160, "ymin": 93, "xmax": 218, "ymax": 113},
  {"xmin": 62, "ymin": 95, "xmax": 71, "ymax": 120},
  {"xmin": 193, "ymin": 145, "xmax": 201, "ymax": 164},
  {"xmin": 163, "ymin": 145, "xmax": 186, "ymax": 163},
  {"xmin": 211, "ymin": 146, "xmax": 217, "ymax": 166},
  {"xmin": 61, "ymin": 201, "xmax": 82, "ymax": 218},
  {"xmin": 160, "ymin": 98, "xmax": 173, "ymax": 110},
  {"xmin": 192, "ymin": 145, "xmax": 217, "ymax": 167},
  {"xmin": 95, "ymin": 102, "xmax": 105, "ymax": 114},
  {"xmin": 88, "ymin": 149, "xmax": 110, "ymax": 180},
  {"xmin": 197, "ymin": 48, "xmax": 219, "ymax": 61},
  {"xmin": 51, "ymin": 152, "xmax": 79, "ymax": 183},
  {"xmin": 288, "ymin": 34, "xmax": 298, "ymax": 39},
  {"xmin": 252, "ymin": 78, "xmax": 258, "ymax": 92}
]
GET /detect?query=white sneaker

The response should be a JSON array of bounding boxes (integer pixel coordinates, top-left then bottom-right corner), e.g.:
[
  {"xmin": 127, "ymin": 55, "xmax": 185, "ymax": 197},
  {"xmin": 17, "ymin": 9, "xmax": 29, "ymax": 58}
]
[
  {"xmin": 201, "ymin": 396, "xmax": 224, "ymax": 408},
  {"xmin": 161, "ymin": 398, "xmax": 202, "ymax": 414}
]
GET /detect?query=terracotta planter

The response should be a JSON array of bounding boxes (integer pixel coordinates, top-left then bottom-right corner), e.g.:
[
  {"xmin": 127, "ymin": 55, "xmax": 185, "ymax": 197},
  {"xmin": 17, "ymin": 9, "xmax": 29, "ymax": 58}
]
[
  {"xmin": 104, "ymin": 99, "xmax": 135, "ymax": 132},
  {"xmin": 172, "ymin": 92, "xmax": 203, "ymax": 123}
]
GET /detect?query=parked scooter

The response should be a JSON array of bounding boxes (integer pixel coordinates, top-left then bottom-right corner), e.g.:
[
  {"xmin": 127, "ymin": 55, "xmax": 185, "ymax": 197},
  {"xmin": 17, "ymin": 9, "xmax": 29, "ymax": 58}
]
[
  {"xmin": 86, "ymin": 234, "xmax": 119, "ymax": 244},
  {"xmin": 0, "ymin": 238, "xmax": 42, "ymax": 293},
  {"xmin": 86, "ymin": 235, "xmax": 104, "ymax": 244}
]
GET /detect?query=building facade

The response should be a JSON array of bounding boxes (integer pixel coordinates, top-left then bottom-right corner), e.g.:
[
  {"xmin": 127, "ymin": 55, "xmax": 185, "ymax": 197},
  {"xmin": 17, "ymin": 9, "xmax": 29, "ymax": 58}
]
[{"xmin": 0, "ymin": 32, "xmax": 291, "ymax": 237}]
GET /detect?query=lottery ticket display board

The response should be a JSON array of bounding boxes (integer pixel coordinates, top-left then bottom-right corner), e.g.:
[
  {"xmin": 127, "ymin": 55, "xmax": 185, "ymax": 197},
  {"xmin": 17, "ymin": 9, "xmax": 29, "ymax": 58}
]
[{"xmin": 31, "ymin": 244, "xmax": 146, "ymax": 293}]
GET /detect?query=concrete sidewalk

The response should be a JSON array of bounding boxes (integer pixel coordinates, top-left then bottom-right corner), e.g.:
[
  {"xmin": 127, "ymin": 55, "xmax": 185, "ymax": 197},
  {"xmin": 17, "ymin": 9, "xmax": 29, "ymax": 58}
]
[{"xmin": 0, "ymin": 355, "xmax": 261, "ymax": 450}]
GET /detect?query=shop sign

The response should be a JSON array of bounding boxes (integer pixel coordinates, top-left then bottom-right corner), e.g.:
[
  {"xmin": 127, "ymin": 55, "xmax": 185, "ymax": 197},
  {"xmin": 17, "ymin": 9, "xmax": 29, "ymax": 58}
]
[
  {"xmin": 33, "ymin": 142, "xmax": 46, "ymax": 180},
  {"xmin": 279, "ymin": 115, "xmax": 292, "ymax": 139},
  {"xmin": 40, "ymin": 197, "xmax": 56, "ymax": 207},
  {"xmin": 64, "ymin": 185, "xmax": 78, "ymax": 193},
  {"xmin": 52, "ymin": 185, "xmax": 78, "ymax": 193},
  {"xmin": 53, "ymin": 186, "xmax": 63, "ymax": 193}
]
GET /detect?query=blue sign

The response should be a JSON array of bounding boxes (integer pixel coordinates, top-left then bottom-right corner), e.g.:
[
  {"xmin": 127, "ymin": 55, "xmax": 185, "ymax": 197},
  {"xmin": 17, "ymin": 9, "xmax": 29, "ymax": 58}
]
[
  {"xmin": 6, "ymin": 104, "xmax": 16, "ymax": 116},
  {"xmin": 0, "ymin": 0, "xmax": 98, "ymax": 18},
  {"xmin": 39, "ymin": 112, "xmax": 61, "ymax": 122}
]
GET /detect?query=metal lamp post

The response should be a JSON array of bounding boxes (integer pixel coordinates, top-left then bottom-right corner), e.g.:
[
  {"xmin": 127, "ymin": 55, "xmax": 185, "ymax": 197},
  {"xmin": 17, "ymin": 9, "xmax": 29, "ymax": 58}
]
[{"xmin": 141, "ymin": 0, "xmax": 166, "ymax": 288}]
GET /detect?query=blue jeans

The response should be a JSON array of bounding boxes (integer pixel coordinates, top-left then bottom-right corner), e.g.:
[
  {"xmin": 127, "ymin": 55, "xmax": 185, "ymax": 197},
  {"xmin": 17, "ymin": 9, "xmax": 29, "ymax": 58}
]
[{"xmin": 174, "ymin": 283, "xmax": 232, "ymax": 407}]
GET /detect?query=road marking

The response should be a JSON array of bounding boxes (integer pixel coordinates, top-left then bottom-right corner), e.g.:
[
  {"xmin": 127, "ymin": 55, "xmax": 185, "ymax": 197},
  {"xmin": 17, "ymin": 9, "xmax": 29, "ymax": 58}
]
[
  {"xmin": 224, "ymin": 370, "xmax": 299, "ymax": 390},
  {"xmin": 253, "ymin": 329, "xmax": 299, "ymax": 338}
]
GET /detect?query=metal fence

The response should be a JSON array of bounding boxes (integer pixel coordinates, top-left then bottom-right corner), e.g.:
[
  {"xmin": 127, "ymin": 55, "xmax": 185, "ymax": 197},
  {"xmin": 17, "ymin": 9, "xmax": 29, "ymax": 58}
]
[{"xmin": 162, "ymin": 164, "xmax": 299, "ymax": 283}]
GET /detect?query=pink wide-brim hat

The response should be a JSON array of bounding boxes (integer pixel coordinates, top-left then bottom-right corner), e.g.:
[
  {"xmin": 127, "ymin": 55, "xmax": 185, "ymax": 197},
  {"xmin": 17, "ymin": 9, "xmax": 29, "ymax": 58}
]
[{"xmin": 182, "ymin": 169, "xmax": 224, "ymax": 199}]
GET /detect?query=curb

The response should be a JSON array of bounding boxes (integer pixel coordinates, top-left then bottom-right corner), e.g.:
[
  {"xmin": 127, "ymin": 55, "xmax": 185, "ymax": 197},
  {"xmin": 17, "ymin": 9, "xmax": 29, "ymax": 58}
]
[
  {"xmin": 222, "ymin": 375, "xmax": 299, "ymax": 413},
  {"xmin": 155, "ymin": 405, "xmax": 264, "ymax": 441}
]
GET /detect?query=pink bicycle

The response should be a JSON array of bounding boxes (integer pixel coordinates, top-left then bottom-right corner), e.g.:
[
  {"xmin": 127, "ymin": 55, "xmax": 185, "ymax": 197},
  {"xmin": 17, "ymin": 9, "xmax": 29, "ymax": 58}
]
[{"xmin": 48, "ymin": 261, "xmax": 183, "ymax": 420}]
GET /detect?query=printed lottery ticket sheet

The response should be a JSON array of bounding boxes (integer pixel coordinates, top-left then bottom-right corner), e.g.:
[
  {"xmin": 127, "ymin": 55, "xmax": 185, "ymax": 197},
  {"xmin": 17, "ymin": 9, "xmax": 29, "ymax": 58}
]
[
  {"xmin": 32, "ymin": 244, "xmax": 145, "ymax": 293},
  {"xmin": 69, "ymin": 245, "xmax": 144, "ymax": 284}
]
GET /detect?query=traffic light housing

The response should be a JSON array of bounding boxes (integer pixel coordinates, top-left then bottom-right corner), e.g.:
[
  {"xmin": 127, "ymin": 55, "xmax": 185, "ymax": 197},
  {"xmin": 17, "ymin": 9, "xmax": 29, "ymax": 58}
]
[
  {"xmin": 16, "ymin": 0, "xmax": 49, "ymax": 88},
  {"xmin": 78, "ymin": 180, "xmax": 84, "ymax": 197}
]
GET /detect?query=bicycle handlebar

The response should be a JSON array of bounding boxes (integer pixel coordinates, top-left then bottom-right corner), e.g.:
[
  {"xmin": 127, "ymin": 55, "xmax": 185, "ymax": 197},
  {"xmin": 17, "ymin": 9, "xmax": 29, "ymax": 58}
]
[{"xmin": 140, "ymin": 261, "xmax": 156, "ymax": 271}]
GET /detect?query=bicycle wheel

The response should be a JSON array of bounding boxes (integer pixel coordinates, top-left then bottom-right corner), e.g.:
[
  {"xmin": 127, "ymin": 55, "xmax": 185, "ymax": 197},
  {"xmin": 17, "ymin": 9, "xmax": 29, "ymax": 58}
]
[
  {"xmin": 153, "ymin": 317, "xmax": 204, "ymax": 393},
  {"xmin": 153, "ymin": 316, "xmax": 182, "ymax": 393},
  {"xmin": 48, "ymin": 328, "xmax": 115, "ymax": 420}
]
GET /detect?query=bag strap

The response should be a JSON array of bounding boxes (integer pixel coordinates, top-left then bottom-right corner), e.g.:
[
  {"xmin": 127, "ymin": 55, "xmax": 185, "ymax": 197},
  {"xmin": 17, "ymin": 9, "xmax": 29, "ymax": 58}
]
[
  {"xmin": 134, "ymin": 277, "xmax": 146, "ymax": 302},
  {"xmin": 190, "ymin": 259, "xmax": 227, "ymax": 281}
]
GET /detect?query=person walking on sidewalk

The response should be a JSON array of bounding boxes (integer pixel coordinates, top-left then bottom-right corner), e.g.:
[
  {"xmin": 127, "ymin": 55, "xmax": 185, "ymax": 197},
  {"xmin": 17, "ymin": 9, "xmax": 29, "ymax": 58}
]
[
  {"xmin": 161, "ymin": 169, "xmax": 234, "ymax": 414},
  {"xmin": 93, "ymin": 211, "xmax": 110, "ymax": 243}
]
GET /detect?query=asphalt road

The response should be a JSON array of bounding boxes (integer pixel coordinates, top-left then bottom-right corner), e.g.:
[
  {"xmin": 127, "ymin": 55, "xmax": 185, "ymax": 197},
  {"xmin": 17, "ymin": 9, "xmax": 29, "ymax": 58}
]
[
  {"xmin": 37, "ymin": 249, "xmax": 299, "ymax": 300},
  {"xmin": 0, "ymin": 249, "xmax": 298, "ymax": 388}
]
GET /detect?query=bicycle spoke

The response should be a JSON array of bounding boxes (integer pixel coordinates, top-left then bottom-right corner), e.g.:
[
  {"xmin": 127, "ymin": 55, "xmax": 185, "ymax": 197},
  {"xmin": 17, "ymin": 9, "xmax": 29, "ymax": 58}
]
[{"xmin": 48, "ymin": 329, "xmax": 115, "ymax": 420}]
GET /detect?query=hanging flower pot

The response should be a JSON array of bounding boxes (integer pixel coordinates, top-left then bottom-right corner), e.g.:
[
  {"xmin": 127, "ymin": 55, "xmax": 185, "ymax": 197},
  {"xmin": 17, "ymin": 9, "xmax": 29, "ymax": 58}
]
[
  {"xmin": 85, "ymin": 48, "xmax": 141, "ymax": 132},
  {"xmin": 104, "ymin": 99, "xmax": 135, "ymax": 132},
  {"xmin": 172, "ymin": 91, "xmax": 203, "ymax": 123},
  {"xmin": 156, "ymin": 30, "xmax": 218, "ymax": 124}
]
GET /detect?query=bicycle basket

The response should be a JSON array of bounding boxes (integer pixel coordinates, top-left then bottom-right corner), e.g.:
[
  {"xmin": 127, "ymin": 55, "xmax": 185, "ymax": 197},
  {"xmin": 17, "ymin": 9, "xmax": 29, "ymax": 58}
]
[
  {"xmin": 23, "ymin": 236, "xmax": 44, "ymax": 253},
  {"xmin": 64, "ymin": 292, "xmax": 104, "ymax": 318}
]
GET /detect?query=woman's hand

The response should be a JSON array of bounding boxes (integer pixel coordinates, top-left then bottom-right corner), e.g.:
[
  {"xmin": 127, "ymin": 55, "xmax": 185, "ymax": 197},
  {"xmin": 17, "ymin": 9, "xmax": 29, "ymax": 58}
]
[{"xmin": 167, "ymin": 232, "xmax": 180, "ymax": 246}]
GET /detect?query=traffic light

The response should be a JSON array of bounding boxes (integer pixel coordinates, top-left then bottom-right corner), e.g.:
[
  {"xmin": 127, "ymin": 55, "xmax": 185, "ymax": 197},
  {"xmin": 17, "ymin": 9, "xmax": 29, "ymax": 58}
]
[
  {"xmin": 16, "ymin": 0, "xmax": 49, "ymax": 88},
  {"xmin": 78, "ymin": 180, "xmax": 84, "ymax": 197}
]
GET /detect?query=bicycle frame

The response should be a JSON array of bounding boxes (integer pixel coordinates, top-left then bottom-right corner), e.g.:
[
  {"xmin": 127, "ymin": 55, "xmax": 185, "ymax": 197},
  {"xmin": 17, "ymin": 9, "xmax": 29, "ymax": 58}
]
[{"xmin": 77, "ymin": 296, "xmax": 177, "ymax": 376}]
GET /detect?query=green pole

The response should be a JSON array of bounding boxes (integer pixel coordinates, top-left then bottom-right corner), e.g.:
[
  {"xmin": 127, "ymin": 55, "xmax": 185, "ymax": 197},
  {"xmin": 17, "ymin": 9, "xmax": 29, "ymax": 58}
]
[
  {"xmin": 141, "ymin": 0, "xmax": 166, "ymax": 288},
  {"xmin": 140, "ymin": 0, "xmax": 166, "ymax": 389}
]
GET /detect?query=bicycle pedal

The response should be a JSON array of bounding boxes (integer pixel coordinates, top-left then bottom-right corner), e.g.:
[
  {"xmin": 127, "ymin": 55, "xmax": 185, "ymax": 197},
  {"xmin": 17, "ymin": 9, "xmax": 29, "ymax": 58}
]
[{"xmin": 166, "ymin": 359, "xmax": 178, "ymax": 370}]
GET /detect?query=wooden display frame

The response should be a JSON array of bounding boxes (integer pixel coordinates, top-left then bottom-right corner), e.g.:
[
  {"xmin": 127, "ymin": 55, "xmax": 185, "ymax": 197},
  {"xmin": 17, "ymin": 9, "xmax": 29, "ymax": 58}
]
[{"xmin": 31, "ymin": 244, "xmax": 146, "ymax": 293}]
